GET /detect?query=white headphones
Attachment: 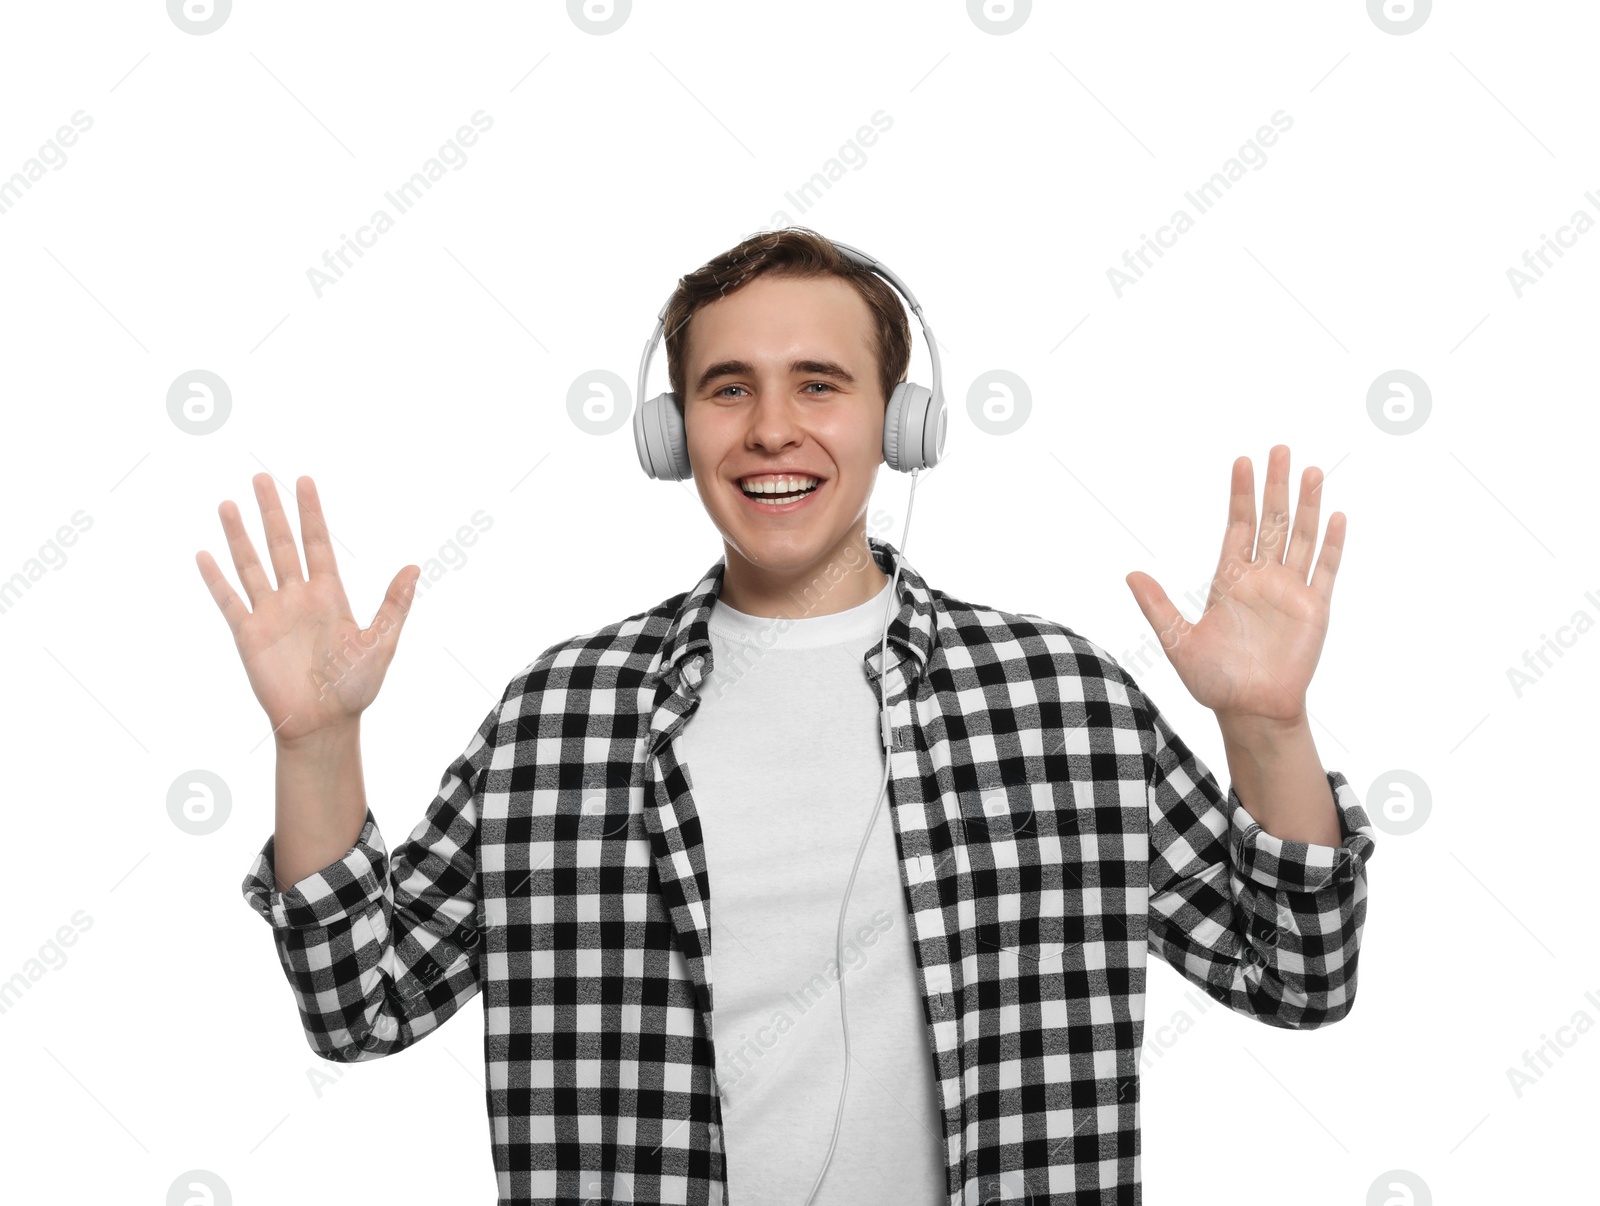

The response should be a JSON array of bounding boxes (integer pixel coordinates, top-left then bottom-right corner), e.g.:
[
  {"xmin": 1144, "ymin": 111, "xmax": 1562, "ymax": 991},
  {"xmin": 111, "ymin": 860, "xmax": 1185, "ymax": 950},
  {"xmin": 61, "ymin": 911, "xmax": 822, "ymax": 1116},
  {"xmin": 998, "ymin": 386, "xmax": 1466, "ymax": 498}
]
[
  {"xmin": 632, "ymin": 238, "xmax": 949, "ymax": 480},
  {"xmin": 632, "ymin": 236, "xmax": 945, "ymax": 1205}
]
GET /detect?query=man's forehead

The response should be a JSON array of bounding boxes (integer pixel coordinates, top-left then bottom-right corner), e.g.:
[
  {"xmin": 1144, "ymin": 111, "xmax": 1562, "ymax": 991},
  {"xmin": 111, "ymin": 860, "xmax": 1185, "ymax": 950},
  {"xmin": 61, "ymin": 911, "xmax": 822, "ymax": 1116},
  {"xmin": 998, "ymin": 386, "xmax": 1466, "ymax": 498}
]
[{"xmin": 685, "ymin": 279, "xmax": 874, "ymax": 367}]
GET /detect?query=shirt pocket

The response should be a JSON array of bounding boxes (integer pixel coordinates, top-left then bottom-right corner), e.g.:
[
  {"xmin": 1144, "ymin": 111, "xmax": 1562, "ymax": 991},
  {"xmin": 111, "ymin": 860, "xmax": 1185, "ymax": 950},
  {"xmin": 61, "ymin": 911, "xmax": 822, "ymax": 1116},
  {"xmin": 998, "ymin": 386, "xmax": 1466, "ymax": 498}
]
[{"xmin": 959, "ymin": 775, "xmax": 1087, "ymax": 972}]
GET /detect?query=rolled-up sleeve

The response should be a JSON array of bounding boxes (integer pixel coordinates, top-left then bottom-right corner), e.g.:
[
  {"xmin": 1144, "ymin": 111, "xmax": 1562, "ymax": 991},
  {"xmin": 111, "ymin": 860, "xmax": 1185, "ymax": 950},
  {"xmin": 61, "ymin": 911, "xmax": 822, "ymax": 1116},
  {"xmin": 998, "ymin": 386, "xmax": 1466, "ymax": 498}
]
[
  {"xmin": 242, "ymin": 813, "xmax": 387, "ymax": 930},
  {"xmin": 1137, "ymin": 682, "xmax": 1376, "ymax": 1028},
  {"xmin": 239, "ymin": 693, "xmax": 505, "ymax": 1062}
]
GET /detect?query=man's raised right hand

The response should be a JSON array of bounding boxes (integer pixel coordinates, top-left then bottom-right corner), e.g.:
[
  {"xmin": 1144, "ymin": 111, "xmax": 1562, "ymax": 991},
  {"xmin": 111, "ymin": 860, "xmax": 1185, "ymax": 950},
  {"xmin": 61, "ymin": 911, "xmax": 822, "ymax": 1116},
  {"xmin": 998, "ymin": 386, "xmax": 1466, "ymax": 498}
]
[{"xmin": 195, "ymin": 473, "xmax": 420, "ymax": 748}]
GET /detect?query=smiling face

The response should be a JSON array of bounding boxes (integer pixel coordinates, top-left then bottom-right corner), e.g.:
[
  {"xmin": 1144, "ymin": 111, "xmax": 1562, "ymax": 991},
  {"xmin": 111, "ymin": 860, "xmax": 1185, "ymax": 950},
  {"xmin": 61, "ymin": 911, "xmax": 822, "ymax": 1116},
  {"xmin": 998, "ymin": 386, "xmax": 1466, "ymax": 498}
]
[{"xmin": 681, "ymin": 271, "xmax": 891, "ymax": 618}]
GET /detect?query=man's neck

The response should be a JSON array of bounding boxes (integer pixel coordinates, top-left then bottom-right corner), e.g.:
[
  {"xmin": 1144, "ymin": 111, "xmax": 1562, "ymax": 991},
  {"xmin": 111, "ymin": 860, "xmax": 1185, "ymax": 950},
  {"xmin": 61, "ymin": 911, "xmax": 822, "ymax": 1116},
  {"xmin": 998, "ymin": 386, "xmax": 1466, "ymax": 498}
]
[{"xmin": 717, "ymin": 530, "xmax": 890, "ymax": 620}]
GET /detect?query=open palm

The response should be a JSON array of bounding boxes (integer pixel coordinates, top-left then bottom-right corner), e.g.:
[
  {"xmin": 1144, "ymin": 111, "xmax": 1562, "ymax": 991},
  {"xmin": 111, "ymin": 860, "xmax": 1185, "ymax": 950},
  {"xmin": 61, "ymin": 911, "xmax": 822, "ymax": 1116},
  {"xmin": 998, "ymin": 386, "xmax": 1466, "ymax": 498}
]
[
  {"xmin": 1124, "ymin": 445, "xmax": 1346, "ymax": 726},
  {"xmin": 195, "ymin": 474, "xmax": 421, "ymax": 745}
]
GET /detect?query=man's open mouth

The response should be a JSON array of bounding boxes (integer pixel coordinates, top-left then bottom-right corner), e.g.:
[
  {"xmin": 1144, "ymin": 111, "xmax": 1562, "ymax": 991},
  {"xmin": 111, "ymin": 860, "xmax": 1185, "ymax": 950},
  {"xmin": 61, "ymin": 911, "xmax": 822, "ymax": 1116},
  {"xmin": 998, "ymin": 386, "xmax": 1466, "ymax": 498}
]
[{"xmin": 738, "ymin": 475, "xmax": 822, "ymax": 505}]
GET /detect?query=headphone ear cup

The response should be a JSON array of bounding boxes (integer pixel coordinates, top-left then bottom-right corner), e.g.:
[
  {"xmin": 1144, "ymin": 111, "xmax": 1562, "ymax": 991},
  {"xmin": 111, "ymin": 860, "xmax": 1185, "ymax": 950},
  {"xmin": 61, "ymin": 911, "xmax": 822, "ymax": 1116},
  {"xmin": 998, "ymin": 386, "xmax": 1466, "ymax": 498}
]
[
  {"xmin": 634, "ymin": 392, "xmax": 693, "ymax": 481},
  {"xmin": 883, "ymin": 381, "xmax": 944, "ymax": 472},
  {"xmin": 883, "ymin": 382, "xmax": 910, "ymax": 472},
  {"xmin": 660, "ymin": 395, "xmax": 692, "ymax": 481}
]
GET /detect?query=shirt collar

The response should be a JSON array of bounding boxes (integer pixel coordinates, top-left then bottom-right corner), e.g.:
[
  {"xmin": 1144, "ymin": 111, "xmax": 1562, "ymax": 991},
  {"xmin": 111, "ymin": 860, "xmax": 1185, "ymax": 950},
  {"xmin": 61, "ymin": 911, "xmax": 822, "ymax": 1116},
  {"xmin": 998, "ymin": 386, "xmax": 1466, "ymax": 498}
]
[{"xmin": 660, "ymin": 534, "xmax": 936, "ymax": 686}]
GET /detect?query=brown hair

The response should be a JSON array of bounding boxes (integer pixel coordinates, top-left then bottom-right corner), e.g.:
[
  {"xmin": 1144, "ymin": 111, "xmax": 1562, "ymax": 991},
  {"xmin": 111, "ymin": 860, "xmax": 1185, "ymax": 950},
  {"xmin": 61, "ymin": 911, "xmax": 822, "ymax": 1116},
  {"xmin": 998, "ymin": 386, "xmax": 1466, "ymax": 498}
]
[{"xmin": 661, "ymin": 227, "xmax": 912, "ymax": 415}]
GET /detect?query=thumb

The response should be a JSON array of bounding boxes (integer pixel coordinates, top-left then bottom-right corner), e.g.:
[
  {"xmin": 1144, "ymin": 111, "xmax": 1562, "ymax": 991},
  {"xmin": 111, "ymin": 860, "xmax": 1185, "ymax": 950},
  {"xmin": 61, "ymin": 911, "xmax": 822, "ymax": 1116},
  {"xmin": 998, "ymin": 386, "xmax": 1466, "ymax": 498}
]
[
  {"xmin": 368, "ymin": 565, "xmax": 421, "ymax": 646},
  {"xmin": 1125, "ymin": 571, "xmax": 1190, "ymax": 655}
]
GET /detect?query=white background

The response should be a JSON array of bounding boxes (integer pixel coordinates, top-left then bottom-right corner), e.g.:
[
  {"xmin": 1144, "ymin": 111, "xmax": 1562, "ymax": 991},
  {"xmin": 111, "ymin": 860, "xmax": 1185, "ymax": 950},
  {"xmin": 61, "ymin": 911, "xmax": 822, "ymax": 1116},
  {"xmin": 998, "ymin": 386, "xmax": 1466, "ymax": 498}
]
[{"xmin": 0, "ymin": 2, "xmax": 1590, "ymax": 1203}]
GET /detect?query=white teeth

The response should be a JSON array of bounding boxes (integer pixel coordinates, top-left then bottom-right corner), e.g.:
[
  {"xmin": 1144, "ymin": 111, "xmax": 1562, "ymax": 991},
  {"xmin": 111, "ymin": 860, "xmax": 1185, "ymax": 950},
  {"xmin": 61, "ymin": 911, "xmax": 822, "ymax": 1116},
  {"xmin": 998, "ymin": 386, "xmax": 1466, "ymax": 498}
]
[
  {"xmin": 748, "ymin": 492, "xmax": 814, "ymax": 506},
  {"xmin": 740, "ymin": 476, "xmax": 819, "ymax": 495}
]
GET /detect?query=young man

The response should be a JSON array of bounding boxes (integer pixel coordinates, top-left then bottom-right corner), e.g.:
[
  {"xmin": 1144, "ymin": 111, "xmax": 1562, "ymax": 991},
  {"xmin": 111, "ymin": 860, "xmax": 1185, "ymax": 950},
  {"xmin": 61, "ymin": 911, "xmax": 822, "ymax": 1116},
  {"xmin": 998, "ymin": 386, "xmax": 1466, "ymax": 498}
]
[{"xmin": 201, "ymin": 229, "xmax": 1376, "ymax": 1206}]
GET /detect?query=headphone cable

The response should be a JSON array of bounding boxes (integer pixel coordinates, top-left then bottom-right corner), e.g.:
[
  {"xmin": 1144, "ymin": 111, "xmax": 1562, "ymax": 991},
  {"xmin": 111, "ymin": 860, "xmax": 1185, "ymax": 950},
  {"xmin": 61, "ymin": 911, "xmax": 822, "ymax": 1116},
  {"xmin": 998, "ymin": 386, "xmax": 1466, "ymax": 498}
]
[{"xmin": 803, "ymin": 464, "xmax": 923, "ymax": 1206}]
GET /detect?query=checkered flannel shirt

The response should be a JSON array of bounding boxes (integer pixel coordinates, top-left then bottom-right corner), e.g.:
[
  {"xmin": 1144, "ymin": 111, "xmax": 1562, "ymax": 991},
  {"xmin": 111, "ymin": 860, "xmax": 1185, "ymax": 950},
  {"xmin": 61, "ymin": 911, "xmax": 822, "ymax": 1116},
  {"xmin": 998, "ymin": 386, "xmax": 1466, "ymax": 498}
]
[{"xmin": 241, "ymin": 534, "xmax": 1377, "ymax": 1205}]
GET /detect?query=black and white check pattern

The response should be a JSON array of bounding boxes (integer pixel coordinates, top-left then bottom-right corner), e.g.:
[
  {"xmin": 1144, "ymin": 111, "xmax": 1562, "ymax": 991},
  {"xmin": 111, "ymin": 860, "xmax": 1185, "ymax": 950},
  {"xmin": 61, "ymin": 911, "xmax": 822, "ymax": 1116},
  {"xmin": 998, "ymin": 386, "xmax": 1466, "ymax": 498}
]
[{"xmin": 242, "ymin": 534, "xmax": 1376, "ymax": 1205}]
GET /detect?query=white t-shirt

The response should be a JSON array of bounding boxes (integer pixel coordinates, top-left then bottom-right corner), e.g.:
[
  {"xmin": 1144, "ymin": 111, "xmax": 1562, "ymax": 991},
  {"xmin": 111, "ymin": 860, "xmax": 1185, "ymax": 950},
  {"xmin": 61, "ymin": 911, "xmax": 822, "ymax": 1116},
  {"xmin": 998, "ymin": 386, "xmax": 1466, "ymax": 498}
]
[{"xmin": 674, "ymin": 577, "xmax": 947, "ymax": 1204}]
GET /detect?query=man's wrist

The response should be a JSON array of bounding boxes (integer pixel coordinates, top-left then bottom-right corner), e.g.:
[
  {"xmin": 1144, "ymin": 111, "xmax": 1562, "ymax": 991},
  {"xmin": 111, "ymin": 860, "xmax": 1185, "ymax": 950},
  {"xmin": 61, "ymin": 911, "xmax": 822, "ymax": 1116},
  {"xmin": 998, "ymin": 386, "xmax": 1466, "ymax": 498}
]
[
  {"xmin": 276, "ymin": 720, "xmax": 363, "ymax": 761},
  {"xmin": 1214, "ymin": 710, "xmax": 1311, "ymax": 754}
]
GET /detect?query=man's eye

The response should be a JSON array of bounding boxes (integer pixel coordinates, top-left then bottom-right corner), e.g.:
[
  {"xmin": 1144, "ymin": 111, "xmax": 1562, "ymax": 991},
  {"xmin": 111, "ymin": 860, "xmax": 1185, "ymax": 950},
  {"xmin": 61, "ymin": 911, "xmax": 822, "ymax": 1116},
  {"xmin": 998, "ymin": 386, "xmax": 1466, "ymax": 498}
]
[{"xmin": 803, "ymin": 382, "xmax": 835, "ymax": 394}]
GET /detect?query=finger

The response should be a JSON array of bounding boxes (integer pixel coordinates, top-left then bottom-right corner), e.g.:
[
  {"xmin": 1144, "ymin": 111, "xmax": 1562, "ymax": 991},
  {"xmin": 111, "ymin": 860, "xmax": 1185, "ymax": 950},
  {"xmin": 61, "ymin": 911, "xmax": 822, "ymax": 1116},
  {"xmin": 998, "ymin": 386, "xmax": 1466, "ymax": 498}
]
[
  {"xmin": 296, "ymin": 475, "xmax": 340, "ymax": 581},
  {"xmin": 218, "ymin": 497, "xmax": 273, "ymax": 607},
  {"xmin": 366, "ymin": 565, "xmax": 422, "ymax": 649},
  {"xmin": 253, "ymin": 472, "xmax": 306, "ymax": 588},
  {"xmin": 1126, "ymin": 571, "xmax": 1190, "ymax": 655},
  {"xmin": 1309, "ymin": 511, "xmax": 1346, "ymax": 604},
  {"xmin": 1284, "ymin": 465, "xmax": 1324, "ymax": 581},
  {"xmin": 1207, "ymin": 456, "xmax": 1257, "ymax": 612},
  {"xmin": 195, "ymin": 549, "xmax": 248, "ymax": 636},
  {"xmin": 1254, "ymin": 444, "xmax": 1292, "ymax": 564}
]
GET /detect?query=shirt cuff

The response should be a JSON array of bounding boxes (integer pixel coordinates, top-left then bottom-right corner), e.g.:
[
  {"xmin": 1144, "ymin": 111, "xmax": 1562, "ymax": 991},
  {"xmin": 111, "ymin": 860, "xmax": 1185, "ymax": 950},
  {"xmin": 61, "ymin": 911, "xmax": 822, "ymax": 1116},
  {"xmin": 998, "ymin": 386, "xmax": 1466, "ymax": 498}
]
[
  {"xmin": 239, "ymin": 808, "xmax": 389, "ymax": 930},
  {"xmin": 1226, "ymin": 769, "xmax": 1375, "ymax": 893}
]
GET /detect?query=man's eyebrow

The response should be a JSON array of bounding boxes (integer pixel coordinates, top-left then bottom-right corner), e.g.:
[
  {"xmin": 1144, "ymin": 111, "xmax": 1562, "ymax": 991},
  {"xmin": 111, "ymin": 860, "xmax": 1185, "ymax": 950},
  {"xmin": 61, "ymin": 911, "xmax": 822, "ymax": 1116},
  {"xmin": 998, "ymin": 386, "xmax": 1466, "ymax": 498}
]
[{"xmin": 695, "ymin": 358, "xmax": 857, "ymax": 392}]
